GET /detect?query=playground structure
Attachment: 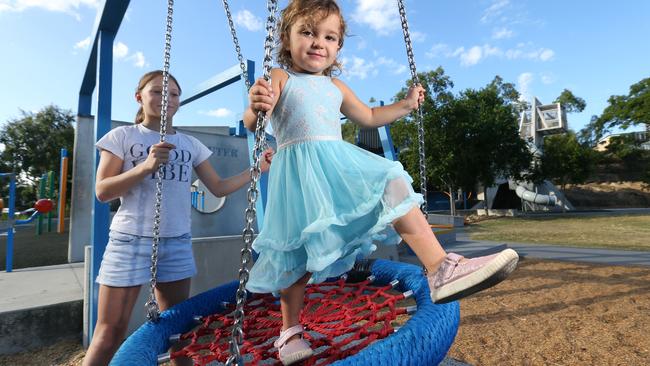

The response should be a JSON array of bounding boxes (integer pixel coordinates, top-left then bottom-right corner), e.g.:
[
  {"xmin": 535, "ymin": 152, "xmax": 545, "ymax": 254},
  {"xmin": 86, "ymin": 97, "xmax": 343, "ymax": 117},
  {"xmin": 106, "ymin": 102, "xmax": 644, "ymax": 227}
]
[
  {"xmin": 478, "ymin": 97, "xmax": 575, "ymax": 213},
  {"xmin": 33, "ymin": 149, "xmax": 69, "ymax": 236},
  {"xmin": 0, "ymin": 172, "xmax": 55, "ymax": 272}
]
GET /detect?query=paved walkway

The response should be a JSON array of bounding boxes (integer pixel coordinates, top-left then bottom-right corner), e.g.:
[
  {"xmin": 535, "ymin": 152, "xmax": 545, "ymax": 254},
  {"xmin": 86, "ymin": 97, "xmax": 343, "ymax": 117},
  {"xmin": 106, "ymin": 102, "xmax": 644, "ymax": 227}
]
[
  {"xmin": 451, "ymin": 229, "xmax": 650, "ymax": 267},
  {"xmin": 0, "ymin": 262, "xmax": 84, "ymax": 313}
]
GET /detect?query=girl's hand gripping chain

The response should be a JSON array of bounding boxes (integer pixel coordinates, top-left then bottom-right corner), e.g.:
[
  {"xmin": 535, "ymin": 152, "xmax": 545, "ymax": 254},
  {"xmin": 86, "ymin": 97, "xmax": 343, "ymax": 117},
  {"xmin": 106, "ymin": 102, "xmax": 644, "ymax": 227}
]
[
  {"xmin": 249, "ymin": 78, "xmax": 275, "ymax": 116},
  {"xmin": 405, "ymin": 84, "xmax": 426, "ymax": 110},
  {"xmin": 140, "ymin": 141, "xmax": 176, "ymax": 174}
]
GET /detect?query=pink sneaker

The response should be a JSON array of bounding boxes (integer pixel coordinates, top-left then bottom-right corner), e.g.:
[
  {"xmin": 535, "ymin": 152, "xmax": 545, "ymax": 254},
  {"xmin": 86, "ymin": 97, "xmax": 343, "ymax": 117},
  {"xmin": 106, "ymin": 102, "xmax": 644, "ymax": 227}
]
[
  {"xmin": 274, "ymin": 324, "xmax": 313, "ymax": 365},
  {"xmin": 427, "ymin": 248, "xmax": 519, "ymax": 303}
]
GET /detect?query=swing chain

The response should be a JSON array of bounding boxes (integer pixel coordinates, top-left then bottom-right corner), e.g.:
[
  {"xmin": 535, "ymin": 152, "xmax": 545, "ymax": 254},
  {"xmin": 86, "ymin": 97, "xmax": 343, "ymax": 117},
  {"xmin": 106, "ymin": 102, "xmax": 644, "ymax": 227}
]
[
  {"xmin": 397, "ymin": 0, "xmax": 428, "ymax": 216},
  {"xmin": 146, "ymin": 0, "xmax": 175, "ymax": 323},
  {"xmin": 222, "ymin": 0, "xmax": 251, "ymax": 91},
  {"xmin": 226, "ymin": 1, "xmax": 278, "ymax": 364},
  {"xmin": 222, "ymin": 0, "xmax": 269, "ymax": 152}
]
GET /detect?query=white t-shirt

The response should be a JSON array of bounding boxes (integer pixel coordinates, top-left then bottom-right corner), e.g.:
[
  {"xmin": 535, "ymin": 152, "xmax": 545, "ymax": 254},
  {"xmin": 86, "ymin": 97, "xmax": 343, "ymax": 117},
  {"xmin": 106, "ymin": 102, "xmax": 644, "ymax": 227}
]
[{"xmin": 96, "ymin": 123, "xmax": 212, "ymax": 237}]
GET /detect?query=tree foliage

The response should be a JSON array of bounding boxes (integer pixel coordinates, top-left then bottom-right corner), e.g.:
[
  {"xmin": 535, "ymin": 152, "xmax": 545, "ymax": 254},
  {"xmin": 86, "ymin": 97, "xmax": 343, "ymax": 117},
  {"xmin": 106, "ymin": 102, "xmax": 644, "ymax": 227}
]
[
  {"xmin": 534, "ymin": 132, "xmax": 597, "ymax": 190},
  {"xmin": 577, "ymin": 115, "xmax": 603, "ymax": 147},
  {"xmin": 390, "ymin": 68, "xmax": 531, "ymax": 196},
  {"xmin": 341, "ymin": 120, "xmax": 359, "ymax": 144},
  {"xmin": 595, "ymin": 77, "xmax": 650, "ymax": 133},
  {"xmin": 553, "ymin": 89, "xmax": 586, "ymax": 113},
  {"xmin": 0, "ymin": 105, "xmax": 75, "ymax": 187}
]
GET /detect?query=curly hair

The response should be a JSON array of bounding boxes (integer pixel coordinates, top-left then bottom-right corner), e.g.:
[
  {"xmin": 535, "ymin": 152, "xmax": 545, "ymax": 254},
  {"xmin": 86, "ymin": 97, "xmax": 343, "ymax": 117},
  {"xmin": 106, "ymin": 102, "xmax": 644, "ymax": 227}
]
[{"xmin": 277, "ymin": 0, "xmax": 348, "ymax": 76}]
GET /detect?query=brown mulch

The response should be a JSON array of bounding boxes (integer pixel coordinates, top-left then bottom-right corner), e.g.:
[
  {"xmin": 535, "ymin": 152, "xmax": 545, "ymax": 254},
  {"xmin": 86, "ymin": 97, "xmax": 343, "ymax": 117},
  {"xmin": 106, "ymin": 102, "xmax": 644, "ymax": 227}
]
[
  {"xmin": 448, "ymin": 258, "xmax": 650, "ymax": 366},
  {"xmin": 2, "ymin": 258, "xmax": 649, "ymax": 366}
]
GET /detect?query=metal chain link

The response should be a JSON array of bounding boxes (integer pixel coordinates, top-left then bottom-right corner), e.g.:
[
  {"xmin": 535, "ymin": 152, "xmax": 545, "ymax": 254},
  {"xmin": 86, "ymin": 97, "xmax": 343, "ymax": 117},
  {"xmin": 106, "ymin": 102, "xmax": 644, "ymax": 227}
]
[
  {"xmin": 225, "ymin": 1, "xmax": 278, "ymax": 364},
  {"xmin": 222, "ymin": 0, "xmax": 252, "ymax": 91},
  {"xmin": 397, "ymin": 0, "xmax": 428, "ymax": 216},
  {"xmin": 146, "ymin": 0, "xmax": 175, "ymax": 323},
  {"xmin": 222, "ymin": 0, "xmax": 269, "ymax": 153}
]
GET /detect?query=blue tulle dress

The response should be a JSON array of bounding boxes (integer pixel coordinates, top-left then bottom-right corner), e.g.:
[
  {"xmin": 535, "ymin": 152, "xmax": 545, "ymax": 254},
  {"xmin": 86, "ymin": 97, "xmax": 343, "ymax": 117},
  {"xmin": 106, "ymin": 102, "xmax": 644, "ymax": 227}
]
[{"xmin": 246, "ymin": 70, "xmax": 423, "ymax": 294}]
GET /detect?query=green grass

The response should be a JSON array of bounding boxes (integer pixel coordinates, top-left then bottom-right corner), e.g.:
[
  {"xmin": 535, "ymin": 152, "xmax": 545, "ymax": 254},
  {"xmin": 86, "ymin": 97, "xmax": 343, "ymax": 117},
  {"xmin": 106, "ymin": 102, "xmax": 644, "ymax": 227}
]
[{"xmin": 467, "ymin": 214, "xmax": 650, "ymax": 251}]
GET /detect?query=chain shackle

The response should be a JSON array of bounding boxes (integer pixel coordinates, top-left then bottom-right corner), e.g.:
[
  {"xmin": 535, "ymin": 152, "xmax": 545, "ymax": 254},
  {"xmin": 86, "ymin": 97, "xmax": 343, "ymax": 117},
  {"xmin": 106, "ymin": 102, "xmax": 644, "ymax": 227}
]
[{"xmin": 397, "ymin": 0, "xmax": 428, "ymax": 216}]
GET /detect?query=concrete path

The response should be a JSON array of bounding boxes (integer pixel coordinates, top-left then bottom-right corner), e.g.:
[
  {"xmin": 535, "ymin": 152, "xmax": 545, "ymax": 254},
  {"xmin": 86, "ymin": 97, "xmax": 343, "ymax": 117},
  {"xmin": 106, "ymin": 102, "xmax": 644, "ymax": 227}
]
[
  {"xmin": 0, "ymin": 262, "xmax": 84, "ymax": 313},
  {"xmin": 451, "ymin": 229, "xmax": 650, "ymax": 267}
]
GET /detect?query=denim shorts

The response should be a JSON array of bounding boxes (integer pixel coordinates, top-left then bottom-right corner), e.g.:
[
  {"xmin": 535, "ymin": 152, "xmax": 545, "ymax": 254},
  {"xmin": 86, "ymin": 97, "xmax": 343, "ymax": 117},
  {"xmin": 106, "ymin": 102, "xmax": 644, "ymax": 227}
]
[{"xmin": 96, "ymin": 230, "xmax": 197, "ymax": 287}]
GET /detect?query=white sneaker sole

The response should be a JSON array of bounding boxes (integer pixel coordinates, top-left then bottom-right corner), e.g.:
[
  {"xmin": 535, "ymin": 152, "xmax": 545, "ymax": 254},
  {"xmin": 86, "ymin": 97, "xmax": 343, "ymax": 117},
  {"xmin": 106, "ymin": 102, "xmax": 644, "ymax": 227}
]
[
  {"xmin": 281, "ymin": 348, "xmax": 314, "ymax": 365},
  {"xmin": 432, "ymin": 248, "xmax": 519, "ymax": 304}
]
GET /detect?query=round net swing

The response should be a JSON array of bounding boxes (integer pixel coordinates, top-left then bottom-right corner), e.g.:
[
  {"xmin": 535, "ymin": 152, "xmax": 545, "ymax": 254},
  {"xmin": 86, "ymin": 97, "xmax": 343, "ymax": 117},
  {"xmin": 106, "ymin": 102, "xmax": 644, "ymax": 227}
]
[
  {"xmin": 112, "ymin": 259, "xmax": 459, "ymax": 365},
  {"xmin": 110, "ymin": 0, "xmax": 460, "ymax": 364}
]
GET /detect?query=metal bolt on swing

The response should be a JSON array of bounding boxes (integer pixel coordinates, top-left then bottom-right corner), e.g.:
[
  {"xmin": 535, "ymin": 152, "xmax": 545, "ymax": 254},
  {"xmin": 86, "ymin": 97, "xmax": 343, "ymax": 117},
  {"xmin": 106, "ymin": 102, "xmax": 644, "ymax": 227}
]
[{"xmin": 157, "ymin": 352, "xmax": 171, "ymax": 364}]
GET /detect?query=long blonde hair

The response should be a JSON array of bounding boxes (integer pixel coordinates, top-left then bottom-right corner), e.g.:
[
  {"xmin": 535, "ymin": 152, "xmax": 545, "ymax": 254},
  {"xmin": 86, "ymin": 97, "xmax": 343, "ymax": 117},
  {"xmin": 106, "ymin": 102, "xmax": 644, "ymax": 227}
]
[
  {"xmin": 277, "ymin": 0, "xmax": 347, "ymax": 77},
  {"xmin": 134, "ymin": 70, "xmax": 182, "ymax": 123}
]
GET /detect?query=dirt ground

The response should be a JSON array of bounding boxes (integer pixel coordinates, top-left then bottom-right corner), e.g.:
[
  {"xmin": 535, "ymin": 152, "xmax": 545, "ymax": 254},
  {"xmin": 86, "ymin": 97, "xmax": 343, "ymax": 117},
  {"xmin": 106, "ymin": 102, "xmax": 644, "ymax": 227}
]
[
  {"xmin": 564, "ymin": 181, "xmax": 650, "ymax": 208},
  {"xmin": 2, "ymin": 258, "xmax": 649, "ymax": 366}
]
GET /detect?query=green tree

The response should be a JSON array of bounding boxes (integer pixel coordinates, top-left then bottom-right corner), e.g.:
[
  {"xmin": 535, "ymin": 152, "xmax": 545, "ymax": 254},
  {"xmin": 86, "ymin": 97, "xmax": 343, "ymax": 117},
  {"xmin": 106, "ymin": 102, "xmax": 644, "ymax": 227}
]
[
  {"xmin": 554, "ymin": 89, "xmax": 586, "ymax": 113},
  {"xmin": 341, "ymin": 120, "xmax": 359, "ymax": 144},
  {"xmin": 391, "ymin": 69, "xmax": 531, "ymax": 203},
  {"xmin": 604, "ymin": 134, "xmax": 650, "ymax": 183},
  {"xmin": 0, "ymin": 105, "xmax": 74, "ymax": 198},
  {"xmin": 596, "ymin": 77, "xmax": 650, "ymax": 133},
  {"xmin": 390, "ymin": 67, "xmax": 454, "ymax": 191},
  {"xmin": 577, "ymin": 115, "xmax": 603, "ymax": 147},
  {"xmin": 537, "ymin": 132, "xmax": 597, "ymax": 190}
]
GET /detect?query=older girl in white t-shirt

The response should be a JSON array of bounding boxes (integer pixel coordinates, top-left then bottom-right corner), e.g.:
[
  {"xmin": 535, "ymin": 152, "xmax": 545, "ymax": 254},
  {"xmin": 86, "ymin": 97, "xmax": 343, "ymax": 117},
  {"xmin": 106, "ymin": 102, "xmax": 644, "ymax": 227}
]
[{"xmin": 82, "ymin": 70, "xmax": 273, "ymax": 366}]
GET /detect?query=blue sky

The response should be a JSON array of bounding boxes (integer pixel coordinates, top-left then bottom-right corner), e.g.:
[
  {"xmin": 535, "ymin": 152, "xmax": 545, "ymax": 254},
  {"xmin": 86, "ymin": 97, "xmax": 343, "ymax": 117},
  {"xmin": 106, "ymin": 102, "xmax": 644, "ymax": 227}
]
[{"xmin": 1, "ymin": 0, "xmax": 649, "ymax": 137}]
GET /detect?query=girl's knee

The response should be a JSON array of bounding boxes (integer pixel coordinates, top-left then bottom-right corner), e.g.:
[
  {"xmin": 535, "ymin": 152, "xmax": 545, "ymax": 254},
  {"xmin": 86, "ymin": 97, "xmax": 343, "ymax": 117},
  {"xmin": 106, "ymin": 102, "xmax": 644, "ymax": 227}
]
[{"xmin": 93, "ymin": 323, "xmax": 128, "ymax": 349}]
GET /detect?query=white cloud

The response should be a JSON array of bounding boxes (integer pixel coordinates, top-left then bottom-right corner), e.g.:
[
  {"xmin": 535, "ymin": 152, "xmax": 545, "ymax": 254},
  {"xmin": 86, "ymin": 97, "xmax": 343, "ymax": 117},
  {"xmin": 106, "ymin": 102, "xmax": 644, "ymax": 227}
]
[
  {"xmin": 0, "ymin": 0, "xmax": 100, "ymax": 20},
  {"xmin": 538, "ymin": 48, "xmax": 555, "ymax": 61},
  {"xmin": 376, "ymin": 56, "xmax": 407, "ymax": 75},
  {"xmin": 201, "ymin": 108, "xmax": 233, "ymax": 118},
  {"xmin": 352, "ymin": 0, "xmax": 400, "ymax": 36},
  {"xmin": 492, "ymin": 27, "xmax": 514, "ymax": 39},
  {"xmin": 74, "ymin": 36, "xmax": 91, "ymax": 50},
  {"xmin": 340, "ymin": 56, "xmax": 377, "ymax": 80},
  {"xmin": 235, "ymin": 9, "xmax": 262, "ymax": 31},
  {"xmin": 454, "ymin": 45, "xmax": 502, "ymax": 66},
  {"xmin": 481, "ymin": 0, "xmax": 510, "ymax": 24},
  {"xmin": 460, "ymin": 46, "xmax": 483, "ymax": 66},
  {"xmin": 540, "ymin": 73, "xmax": 556, "ymax": 85},
  {"xmin": 518, "ymin": 72, "xmax": 534, "ymax": 102},
  {"xmin": 426, "ymin": 43, "xmax": 452, "ymax": 59},
  {"xmin": 427, "ymin": 41, "xmax": 554, "ymax": 66},
  {"xmin": 130, "ymin": 51, "xmax": 146, "ymax": 68},
  {"xmin": 410, "ymin": 31, "xmax": 426, "ymax": 43},
  {"xmin": 505, "ymin": 46, "xmax": 554, "ymax": 61},
  {"xmin": 110, "ymin": 41, "xmax": 147, "ymax": 68},
  {"xmin": 113, "ymin": 42, "xmax": 128, "ymax": 59}
]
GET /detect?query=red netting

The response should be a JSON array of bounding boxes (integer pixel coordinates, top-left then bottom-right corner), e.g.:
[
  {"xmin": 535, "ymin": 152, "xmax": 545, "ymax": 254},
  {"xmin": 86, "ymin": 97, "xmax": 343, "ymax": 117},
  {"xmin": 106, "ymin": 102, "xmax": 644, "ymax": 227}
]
[{"xmin": 171, "ymin": 276, "xmax": 414, "ymax": 365}]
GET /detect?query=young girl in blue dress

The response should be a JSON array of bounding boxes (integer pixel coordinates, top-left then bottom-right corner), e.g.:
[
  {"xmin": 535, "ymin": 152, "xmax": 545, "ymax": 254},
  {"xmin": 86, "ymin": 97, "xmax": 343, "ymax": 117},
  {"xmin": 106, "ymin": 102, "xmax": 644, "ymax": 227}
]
[{"xmin": 244, "ymin": 1, "xmax": 519, "ymax": 364}]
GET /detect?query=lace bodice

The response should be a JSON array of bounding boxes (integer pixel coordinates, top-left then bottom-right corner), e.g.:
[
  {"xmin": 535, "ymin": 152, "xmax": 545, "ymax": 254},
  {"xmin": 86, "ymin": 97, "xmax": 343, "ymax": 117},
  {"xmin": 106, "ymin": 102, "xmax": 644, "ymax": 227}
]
[{"xmin": 271, "ymin": 71, "xmax": 343, "ymax": 148}]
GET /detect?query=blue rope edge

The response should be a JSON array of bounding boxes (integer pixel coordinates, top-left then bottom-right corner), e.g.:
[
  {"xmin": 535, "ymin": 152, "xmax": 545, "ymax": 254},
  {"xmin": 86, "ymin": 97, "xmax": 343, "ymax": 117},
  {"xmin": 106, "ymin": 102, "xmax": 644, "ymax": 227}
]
[{"xmin": 111, "ymin": 259, "xmax": 460, "ymax": 365}]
